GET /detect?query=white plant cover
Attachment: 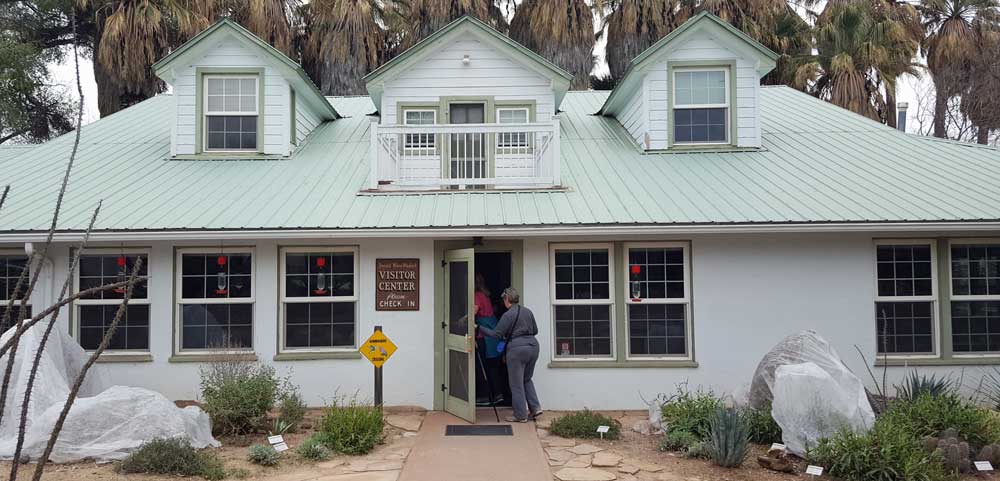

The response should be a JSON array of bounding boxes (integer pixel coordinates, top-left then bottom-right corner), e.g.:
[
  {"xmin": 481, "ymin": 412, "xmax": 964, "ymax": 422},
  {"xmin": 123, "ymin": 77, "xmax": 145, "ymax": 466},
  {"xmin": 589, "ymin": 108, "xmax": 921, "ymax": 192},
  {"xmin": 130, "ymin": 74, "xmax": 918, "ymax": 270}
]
[
  {"xmin": 749, "ymin": 330, "xmax": 857, "ymax": 409},
  {"xmin": 0, "ymin": 324, "xmax": 218, "ymax": 462},
  {"xmin": 771, "ymin": 362, "xmax": 875, "ymax": 455}
]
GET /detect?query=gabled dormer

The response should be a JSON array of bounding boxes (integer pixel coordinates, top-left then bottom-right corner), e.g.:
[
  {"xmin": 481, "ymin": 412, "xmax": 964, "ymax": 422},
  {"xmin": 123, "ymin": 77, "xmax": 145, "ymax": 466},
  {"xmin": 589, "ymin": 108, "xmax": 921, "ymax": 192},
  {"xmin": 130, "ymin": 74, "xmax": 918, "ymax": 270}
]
[
  {"xmin": 362, "ymin": 16, "xmax": 573, "ymax": 190},
  {"xmin": 153, "ymin": 19, "xmax": 338, "ymax": 158},
  {"xmin": 600, "ymin": 12, "xmax": 778, "ymax": 151}
]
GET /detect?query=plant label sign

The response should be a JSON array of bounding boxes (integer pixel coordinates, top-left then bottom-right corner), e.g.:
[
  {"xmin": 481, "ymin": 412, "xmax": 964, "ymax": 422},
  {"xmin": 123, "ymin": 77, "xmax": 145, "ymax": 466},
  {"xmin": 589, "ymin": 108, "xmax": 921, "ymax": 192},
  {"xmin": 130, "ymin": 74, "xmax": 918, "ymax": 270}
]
[
  {"xmin": 268, "ymin": 435, "xmax": 289, "ymax": 452},
  {"xmin": 976, "ymin": 461, "xmax": 994, "ymax": 471},
  {"xmin": 596, "ymin": 426, "xmax": 610, "ymax": 433},
  {"xmin": 770, "ymin": 443, "xmax": 786, "ymax": 452},
  {"xmin": 806, "ymin": 465, "xmax": 824, "ymax": 476}
]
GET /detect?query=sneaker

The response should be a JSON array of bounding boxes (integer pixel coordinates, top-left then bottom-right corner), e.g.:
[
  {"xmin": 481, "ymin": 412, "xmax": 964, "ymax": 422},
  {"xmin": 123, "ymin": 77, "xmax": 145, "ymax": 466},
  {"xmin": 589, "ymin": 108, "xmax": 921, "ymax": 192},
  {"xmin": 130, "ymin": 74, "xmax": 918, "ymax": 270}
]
[
  {"xmin": 505, "ymin": 416, "xmax": 529, "ymax": 423},
  {"xmin": 531, "ymin": 410, "xmax": 544, "ymax": 419}
]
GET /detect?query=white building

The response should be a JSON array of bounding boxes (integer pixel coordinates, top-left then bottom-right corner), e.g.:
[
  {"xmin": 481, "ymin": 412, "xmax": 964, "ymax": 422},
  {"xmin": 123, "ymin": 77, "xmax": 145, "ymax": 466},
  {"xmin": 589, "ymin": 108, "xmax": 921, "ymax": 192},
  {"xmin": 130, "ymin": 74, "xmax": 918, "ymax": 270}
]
[{"xmin": 3, "ymin": 14, "xmax": 1000, "ymax": 422}]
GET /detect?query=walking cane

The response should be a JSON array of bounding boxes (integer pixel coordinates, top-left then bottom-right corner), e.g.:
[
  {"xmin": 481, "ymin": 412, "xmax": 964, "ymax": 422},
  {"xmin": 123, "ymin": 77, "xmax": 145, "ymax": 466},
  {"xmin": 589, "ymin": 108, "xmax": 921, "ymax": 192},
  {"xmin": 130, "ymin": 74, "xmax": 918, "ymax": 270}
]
[{"xmin": 475, "ymin": 347, "xmax": 501, "ymax": 422}]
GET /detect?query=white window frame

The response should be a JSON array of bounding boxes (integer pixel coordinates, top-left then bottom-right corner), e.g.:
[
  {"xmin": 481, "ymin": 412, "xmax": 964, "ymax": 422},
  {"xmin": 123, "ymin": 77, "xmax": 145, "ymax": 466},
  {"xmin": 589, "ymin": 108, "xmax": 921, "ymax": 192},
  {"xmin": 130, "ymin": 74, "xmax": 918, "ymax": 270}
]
[
  {"xmin": 873, "ymin": 239, "xmax": 940, "ymax": 359},
  {"xmin": 175, "ymin": 247, "xmax": 256, "ymax": 354},
  {"xmin": 549, "ymin": 242, "xmax": 616, "ymax": 361},
  {"xmin": 202, "ymin": 74, "xmax": 260, "ymax": 153},
  {"xmin": 672, "ymin": 67, "xmax": 730, "ymax": 145},
  {"xmin": 949, "ymin": 238, "xmax": 1000, "ymax": 358},
  {"xmin": 495, "ymin": 107, "xmax": 531, "ymax": 150},
  {"xmin": 623, "ymin": 242, "xmax": 693, "ymax": 361},
  {"xmin": 278, "ymin": 246, "xmax": 360, "ymax": 353},
  {"xmin": 73, "ymin": 248, "xmax": 151, "ymax": 354},
  {"xmin": 402, "ymin": 109, "xmax": 437, "ymax": 154},
  {"xmin": 0, "ymin": 249, "xmax": 31, "ymax": 329}
]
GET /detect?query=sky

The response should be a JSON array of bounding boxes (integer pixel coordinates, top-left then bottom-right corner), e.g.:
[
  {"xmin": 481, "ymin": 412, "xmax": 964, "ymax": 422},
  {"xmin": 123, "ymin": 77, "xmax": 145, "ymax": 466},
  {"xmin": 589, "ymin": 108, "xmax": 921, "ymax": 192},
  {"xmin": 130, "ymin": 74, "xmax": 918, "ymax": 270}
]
[{"xmin": 48, "ymin": 17, "xmax": 931, "ymax": 133}]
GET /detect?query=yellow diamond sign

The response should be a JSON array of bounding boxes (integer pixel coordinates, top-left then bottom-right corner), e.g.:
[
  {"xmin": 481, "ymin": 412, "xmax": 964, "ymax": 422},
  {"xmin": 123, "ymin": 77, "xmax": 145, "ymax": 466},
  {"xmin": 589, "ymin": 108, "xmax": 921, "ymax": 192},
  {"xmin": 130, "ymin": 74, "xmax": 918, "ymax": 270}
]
[{"xmin": 360, "ymin": 330, "xmax": 397, "ymax": 368}]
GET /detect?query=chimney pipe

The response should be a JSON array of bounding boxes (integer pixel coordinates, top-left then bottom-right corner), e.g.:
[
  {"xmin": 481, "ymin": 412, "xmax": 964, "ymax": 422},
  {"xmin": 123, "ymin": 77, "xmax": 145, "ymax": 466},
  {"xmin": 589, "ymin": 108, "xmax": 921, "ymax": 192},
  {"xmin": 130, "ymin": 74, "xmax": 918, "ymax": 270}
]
[{"xmin": 896, "ymin": 102, "xmax": 908, "ymax": 132}]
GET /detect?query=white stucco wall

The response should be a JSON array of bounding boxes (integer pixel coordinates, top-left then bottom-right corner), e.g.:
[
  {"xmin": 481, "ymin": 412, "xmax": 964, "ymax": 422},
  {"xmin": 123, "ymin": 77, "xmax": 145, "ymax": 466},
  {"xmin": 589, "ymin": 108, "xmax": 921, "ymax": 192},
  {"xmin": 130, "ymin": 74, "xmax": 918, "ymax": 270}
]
[{"xmin": 4, "ymin": 232, "xmax": 990, "ymax": 410}]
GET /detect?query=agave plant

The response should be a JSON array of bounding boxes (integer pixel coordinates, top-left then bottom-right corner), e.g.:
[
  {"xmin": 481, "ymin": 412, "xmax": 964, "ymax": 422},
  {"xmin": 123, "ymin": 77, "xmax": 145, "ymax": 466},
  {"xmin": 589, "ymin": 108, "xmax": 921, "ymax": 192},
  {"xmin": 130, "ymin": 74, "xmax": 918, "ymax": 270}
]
[
  {"xmin": 707, "ymin": 407, "xmax": 749, "ymax": 468},
  {"xmin": 894, "ymin": 371, "xmax": 955, "ymax": 401}
]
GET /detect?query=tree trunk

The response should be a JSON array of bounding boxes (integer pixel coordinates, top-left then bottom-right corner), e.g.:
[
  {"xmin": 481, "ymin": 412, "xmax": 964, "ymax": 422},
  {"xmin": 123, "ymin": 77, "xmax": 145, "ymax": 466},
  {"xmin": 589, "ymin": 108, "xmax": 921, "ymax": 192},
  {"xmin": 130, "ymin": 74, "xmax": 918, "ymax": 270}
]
[
  {"xmin": 933, "ymin": 80, "xmax": 948, "ymax": 139},
  {"xmin": 978, "ymin": 126, "xmax": 990, "ymax": 145},
  {"xmin": 886, "ymin": 87, "xmax": 897, "ymax": 129}
]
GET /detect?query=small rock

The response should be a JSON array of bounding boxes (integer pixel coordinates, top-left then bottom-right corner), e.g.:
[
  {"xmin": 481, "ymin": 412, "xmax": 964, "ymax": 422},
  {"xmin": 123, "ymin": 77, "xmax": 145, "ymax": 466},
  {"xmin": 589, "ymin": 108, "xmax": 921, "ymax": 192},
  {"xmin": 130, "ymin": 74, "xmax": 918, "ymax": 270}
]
[
  {"xmin": 757, "ymin": 455, "xmax": 795, "ymax": 473},
  {"xmin": 592, "ymin": 452, "xmax": 623, "ymax": 467},
  {"xmin": 385, "ymin": 414, "xmax": 423, "ymax": 432},
  {"xmin": 553, "ymin": 467, "xmax": 618, "ymax": 481},
  {"xmin": 618, "ymin": 465, "xmax": 640, "ymax": 475},
  {"xmin": 570, "ymin": 443, "xmax": 603, "ymax": 455}
]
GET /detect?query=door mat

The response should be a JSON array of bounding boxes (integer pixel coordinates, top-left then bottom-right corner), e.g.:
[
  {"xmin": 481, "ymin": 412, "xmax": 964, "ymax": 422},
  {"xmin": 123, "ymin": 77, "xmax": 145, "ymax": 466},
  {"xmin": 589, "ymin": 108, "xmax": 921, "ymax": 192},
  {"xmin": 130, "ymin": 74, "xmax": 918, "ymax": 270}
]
[{"xmin": 445, "ymin": 425, "xmax": 514, "ymax": 436}]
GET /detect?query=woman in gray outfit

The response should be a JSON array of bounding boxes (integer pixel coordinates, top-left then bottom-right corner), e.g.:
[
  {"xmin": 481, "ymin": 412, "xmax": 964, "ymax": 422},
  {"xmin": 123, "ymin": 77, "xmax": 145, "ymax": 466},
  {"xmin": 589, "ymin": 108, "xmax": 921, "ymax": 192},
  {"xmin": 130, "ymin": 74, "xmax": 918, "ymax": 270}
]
[{"xmin": 478, "ymin": 287, "xmax": 542, "ymax": 422}]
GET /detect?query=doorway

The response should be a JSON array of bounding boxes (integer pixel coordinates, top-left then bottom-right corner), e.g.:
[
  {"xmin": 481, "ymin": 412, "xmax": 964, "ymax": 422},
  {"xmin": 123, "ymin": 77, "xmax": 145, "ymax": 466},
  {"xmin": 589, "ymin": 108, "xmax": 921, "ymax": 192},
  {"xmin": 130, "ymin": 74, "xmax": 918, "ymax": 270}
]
[
  {"xmin": 449, "ymin": 102, "xmax": 487, "ymax": 185},
  {"xmin": 436, "ymin": 240, "xmax": 523, "ymax": 422}
]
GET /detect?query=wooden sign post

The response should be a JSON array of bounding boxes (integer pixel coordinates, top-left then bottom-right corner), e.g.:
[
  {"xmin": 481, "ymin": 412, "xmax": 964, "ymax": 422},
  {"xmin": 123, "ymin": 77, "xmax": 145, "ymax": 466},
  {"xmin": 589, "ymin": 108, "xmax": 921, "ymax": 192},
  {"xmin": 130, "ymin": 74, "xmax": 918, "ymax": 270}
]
[{"xmin": 359, "ymin": 326, "xmax": 397, "ymax": 408}]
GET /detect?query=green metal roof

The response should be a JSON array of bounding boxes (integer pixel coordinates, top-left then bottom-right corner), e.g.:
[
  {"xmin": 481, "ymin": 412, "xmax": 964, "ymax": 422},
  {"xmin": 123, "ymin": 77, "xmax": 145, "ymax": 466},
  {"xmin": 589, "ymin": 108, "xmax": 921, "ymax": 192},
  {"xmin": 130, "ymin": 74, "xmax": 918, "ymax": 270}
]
[{"xmin": 3, "ymin": 88, "xmax": 1000, "ymax": 234}]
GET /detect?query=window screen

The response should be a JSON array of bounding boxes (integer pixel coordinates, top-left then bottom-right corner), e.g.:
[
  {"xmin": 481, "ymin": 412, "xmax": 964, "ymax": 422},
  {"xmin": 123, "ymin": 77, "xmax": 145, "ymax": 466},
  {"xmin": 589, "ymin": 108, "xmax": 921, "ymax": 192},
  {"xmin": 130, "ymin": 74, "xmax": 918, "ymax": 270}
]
[
  {"xmin": 875, "ymin": 243, "xmax": 935, "ymax": 354},
  {"xmin": 673, "ymin": 69, "xmax": 728, "ymax": 144}
]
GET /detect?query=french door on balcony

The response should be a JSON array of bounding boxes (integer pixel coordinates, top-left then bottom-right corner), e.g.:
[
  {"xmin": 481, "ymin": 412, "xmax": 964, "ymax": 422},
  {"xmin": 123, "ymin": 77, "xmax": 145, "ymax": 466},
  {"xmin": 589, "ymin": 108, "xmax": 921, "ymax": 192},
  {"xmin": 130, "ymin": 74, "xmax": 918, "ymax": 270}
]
[{"xmin": 448, "ymin": 103, "xmax": 488, "ymax": 186}]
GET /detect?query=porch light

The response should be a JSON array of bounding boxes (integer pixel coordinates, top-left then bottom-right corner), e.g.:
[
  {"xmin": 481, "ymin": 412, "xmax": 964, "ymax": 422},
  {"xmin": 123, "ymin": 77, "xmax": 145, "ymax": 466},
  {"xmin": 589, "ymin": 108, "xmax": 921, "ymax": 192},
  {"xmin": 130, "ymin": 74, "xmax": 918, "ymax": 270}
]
[
  {"xmin": 114, "ymin": 255, "xmax": 127, "ymax": 294},
  {"xmin": 462, "ymin": 54, "xmax": 470, "ymax": 65},
  {"xmin": 314, "ymin": 257, "xmax": 328, "ymax": 295},
  {"xmin": 215, "ymin": 255, "xmax": 228, "ymax": 295}
]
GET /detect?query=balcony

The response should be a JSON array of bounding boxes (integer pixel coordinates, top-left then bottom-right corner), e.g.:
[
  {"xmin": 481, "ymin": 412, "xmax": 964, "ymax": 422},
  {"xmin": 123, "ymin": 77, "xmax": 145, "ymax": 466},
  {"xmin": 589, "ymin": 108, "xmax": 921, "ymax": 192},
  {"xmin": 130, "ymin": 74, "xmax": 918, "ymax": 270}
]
[{"xmin": 368, "ymin": 120, "xmax": 561, "ymax": 190}]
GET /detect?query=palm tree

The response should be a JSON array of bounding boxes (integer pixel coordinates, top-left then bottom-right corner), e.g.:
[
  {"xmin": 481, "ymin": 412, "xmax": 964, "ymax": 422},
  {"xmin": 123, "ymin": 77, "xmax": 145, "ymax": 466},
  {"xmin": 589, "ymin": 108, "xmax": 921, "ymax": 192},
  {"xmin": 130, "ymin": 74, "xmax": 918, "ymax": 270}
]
[
  {"xmin": 397, "ymin": 0, "xmax": 508, "ymax": 50},
  {"xmin": 604, "ymin": 0, "xmax": 688, "ymax": 81},
  {"xmin": 961, "ymin": 25, "xmax": 1000, "ymax": 144},
  {"xmin": 795, "ymin": 0, "xmax": 920, "ymax": 123},
  {"xmin": 304, "ymin": 0, "xmax": 387, "ymax": 95},
  {"xmin": 509, "ymin": 0, "xmax": 596, "ymax": 89},
  {"xmin": 205, "ymin": 0, "xmax": 300, "ymax": 55},
  {"xmin": 920, "ymin": 0, "xmax": 1000, "ymax": 138}
]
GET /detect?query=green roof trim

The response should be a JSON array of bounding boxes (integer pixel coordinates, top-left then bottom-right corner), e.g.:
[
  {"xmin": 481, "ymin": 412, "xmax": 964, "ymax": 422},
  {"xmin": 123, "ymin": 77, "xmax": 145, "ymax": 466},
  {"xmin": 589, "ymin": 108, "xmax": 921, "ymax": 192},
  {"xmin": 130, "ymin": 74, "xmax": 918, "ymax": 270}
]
[
  {"xmin": 363, "ymin": 15, "xmax": 573, "ymax": 112},
  {"xmin": 600, "ymin": 11, "xmax": 778, "ymax": 115},
  {"xmin": 152, "ymin": 18, "xmax": 339, "ymax": 120}
]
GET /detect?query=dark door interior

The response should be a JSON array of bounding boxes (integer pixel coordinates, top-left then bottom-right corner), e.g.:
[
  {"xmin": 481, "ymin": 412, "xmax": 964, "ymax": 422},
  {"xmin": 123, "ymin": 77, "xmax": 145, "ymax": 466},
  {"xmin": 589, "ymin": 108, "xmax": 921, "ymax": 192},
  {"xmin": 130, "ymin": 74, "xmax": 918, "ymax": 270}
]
[{"xmin": 449, "ymin": 103, "xmax": 487, "ymax": 181}]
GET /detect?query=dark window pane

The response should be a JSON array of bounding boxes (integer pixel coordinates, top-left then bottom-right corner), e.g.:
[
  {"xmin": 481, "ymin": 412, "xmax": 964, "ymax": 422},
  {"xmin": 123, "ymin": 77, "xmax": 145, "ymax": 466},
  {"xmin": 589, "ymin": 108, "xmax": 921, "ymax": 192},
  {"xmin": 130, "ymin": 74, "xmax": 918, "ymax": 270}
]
[
  {"xmin": 876, "ymin": 301, "xmax": 934, "ymax": 354},
  {"xmin": 953, "ymin": 301, "xmax": 1000, "ymax": 353}
]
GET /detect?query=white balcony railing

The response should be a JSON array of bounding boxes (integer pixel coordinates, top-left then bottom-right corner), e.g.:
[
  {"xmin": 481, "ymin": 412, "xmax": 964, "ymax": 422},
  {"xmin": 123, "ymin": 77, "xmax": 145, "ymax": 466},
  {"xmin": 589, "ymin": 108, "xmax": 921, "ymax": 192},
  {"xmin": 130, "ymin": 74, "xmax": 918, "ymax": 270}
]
[{"xmin": 368, "ymin": 119, "xmax": 560, "ymax": 190}]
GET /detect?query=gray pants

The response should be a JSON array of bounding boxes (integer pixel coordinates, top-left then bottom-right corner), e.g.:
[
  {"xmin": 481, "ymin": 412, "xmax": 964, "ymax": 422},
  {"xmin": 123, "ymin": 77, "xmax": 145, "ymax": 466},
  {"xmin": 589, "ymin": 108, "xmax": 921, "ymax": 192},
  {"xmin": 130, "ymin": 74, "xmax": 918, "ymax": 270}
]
[{"xmin": 505, "ymin": 339, "xmax": 541, "ymax": 420}]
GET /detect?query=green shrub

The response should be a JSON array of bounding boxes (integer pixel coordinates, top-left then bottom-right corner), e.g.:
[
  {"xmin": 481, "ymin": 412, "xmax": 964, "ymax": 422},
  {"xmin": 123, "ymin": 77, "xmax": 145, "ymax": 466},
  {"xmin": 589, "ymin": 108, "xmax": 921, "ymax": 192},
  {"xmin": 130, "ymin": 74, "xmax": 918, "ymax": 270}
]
[
  {"xmin": 200, "ymin": 357, "xmax": 287, "ymax": 435},
  {"xmin": 746, "ymin": 404, "xmax": 782, "ymax": 444},
  {"xmin": 881, "ymin": 393, "xmax": 1000, "ymax": 448},
  {"xmin": 660, "ymin": 385, "xmax": 724, "ymax": 439},
  {"xmin": 247, "ymin": 444, "xmax": 280, "ymax": 466},
  {"xmin": 297, "ymin": 435, "xmax": 332, "ymax": 460},
  {"xmin": 660, "ymin": 429, "xmax": 700, "ymax": 452},
  {"xmin": 707, "ymin": 408, "xmax": 750, "ymax": 468},
  {"xmin": 549, "ymin": 409, "xmax": 621, "ymax": 440},
  {"xmin": 279, "ymin": 391, "xmax": 308, "ymax": 431},
  {"xmin": 118, "ymin": 438, "xmax": 224, "ymax": 480},
  {"xmin": 318, "ymin": 395, "xmax": 385, "ymax": 455},
  {"xmin": 895, "ymin": 372, "xmax": 955, "ymax": 402},
  {"xmin": 811, "ymin": 420, "xmax": 950, "ymax": 481}
]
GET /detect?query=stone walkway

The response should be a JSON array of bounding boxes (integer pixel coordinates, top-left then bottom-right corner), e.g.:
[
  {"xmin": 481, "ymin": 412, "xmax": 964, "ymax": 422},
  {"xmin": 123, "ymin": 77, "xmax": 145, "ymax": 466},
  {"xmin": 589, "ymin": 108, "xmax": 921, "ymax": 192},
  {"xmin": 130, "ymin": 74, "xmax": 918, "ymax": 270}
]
[
  {"xmin": 397, "ymin": 409, "xmax": 554, "ymax": 481},
  {"xmin": 535, "ymin": 415, "xmax": 667, "ymax": 481}
]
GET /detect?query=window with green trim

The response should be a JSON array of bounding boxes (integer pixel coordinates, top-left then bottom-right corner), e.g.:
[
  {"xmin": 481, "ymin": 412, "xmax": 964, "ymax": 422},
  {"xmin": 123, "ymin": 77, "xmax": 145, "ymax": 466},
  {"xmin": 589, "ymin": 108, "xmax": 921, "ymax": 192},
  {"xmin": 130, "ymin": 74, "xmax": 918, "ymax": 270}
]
[
  {"xmin": 204, "ymin": 75, "xmax": 259, "ymax": 151},
  {"xmin": 625, "ymin": 243, "xmax": 690, "ymax": 358},
  {"xmin": 75, "ymin": 251, "xmax": 150, "ymax": 351},
  {"xmin": 551, "ymin": 244, "xmax": 613, "ymax": 359},
  {"xmin": 874, "ymin": 241, "xmax": 937, "ymax": 355},
  {"xmin": 950, "ymin": 243, "xmax": 1000, "ymax": 353},
  {"xmin": 672, "ymin": 68, "xmax": 728, "ymax": 144}
]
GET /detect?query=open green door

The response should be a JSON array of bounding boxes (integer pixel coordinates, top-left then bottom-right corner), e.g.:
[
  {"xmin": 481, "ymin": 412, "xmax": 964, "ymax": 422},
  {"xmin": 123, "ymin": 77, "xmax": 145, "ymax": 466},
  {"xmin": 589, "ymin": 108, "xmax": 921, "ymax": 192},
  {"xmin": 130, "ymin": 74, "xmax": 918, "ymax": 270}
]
[{"xmin": 443, "ymin": 248, "xmax": 476, "ymax": 422}]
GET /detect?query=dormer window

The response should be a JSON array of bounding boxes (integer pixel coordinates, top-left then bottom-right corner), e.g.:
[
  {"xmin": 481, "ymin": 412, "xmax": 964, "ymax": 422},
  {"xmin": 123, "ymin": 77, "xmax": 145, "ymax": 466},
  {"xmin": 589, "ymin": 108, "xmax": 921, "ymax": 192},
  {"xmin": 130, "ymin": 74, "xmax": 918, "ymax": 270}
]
[
  {"xmin": 204, "ymin": 75, "xmax": 260, "ymax": 152},
  {"xmin": 672, "ymin": 68, "xmax": 729, "ymax": 144}
]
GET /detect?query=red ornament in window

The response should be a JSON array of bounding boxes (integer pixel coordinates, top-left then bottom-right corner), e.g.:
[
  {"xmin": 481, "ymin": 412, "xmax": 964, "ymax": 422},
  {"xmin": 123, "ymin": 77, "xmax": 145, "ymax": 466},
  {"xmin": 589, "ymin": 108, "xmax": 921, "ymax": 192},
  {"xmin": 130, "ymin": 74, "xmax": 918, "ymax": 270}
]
[
  {"xmin": 114, "ymin": 255, "xmax": 128, "ymax": 294},
  {"xmin": 630, "ymin": 265, "xmax": 641, "ymax": 275},
  {"xmin": 314, "ymin": 256, "xmax": 329, "ymax": 295},
  {"xmin": 215, "ymin": 255, "xmax": 228, "ymax": 295},
  {"xmin": 629, "ymin": 265, "xmax": 641, "ymax": 301}
]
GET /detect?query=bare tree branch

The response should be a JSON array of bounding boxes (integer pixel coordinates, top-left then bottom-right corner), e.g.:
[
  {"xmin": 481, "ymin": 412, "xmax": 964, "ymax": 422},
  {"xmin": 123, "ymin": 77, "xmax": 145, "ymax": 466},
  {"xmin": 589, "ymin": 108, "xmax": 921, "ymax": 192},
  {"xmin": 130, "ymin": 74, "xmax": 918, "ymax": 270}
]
[
  {"xmin": 10, "ymin": 202, "xmax": 101, "ymax": 478},
  {"xmin": 31, "ymin": 258, "xmax": 144, "ymax": 481},
  {"xmin": 0, "ymin": 277, "xmax": 149, "ymax": 360},
  {"xmin": 0, "ymin": 185, "xmax": 9, "ymax": 213},
  {"xmin": 0, "ymin": 6, "xmax": 87, "ymax": 423}
]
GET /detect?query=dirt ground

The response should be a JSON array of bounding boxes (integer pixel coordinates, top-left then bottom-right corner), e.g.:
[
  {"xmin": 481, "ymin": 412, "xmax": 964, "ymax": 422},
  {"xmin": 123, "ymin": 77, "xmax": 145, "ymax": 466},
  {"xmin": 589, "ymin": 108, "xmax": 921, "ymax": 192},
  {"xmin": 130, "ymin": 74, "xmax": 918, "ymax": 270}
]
[{"xmin": 2, "ymin": 408, "xmax": 418, "ymax": 481}]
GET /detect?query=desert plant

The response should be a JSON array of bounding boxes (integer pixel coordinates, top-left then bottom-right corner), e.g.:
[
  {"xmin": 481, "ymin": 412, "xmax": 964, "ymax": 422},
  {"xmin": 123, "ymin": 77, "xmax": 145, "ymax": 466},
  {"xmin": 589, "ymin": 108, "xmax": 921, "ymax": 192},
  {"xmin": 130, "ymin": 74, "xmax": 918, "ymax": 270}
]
[
  {"xmin": 200, "ymin": 356, "xmax": 287, "ymax": 435},
  {"xmin": 247, "ymin": 444, "xmax": 280, "ymax": 466},
  {"xmin": 707, "ymin": 408, "xmax": 750, "ymax": 468},
  {"xmin": 660, "ymin": 429, "xmax": 700, "ymax": 452},
  {"xmin": 895, "ymin": 371, "xmax": 955, "ymax": 401},
  {"xmin": 279, "ymin": 391, "xmax": 308, "ymax": 431},
  {"xmin": 297, "ymin": 435, "xmax": 332, "ymax": 460},
  {"xmin": 746, "ymin": 403, "xmax": 782, "ymax": 444},
  {"xmin": 881, "ymin": 393, "xmax": 1000, "ymax": 448},
  {"xmin": 318, "ymin": 395, "xmax": 385, "ymax": 455},
  {"xmin": 270, "ymin": 418, "xmax": 293, "ymax": 436},
  {"xmin": 923, "ymin": 429, "xmax": 973, "ymax": 473},
  {"xmin": 117, "ymin": 438, "xmax": 225, "ymax": 480},
  {"xmin": 812, "ymin": 419, "xmax": 950, "ymax": 481},
  {"xmin": 660, "ymin": 385, "xmax": 724, "ymax": 439},
  {"xmin": 549, "ymin": 409, "xmax": 621, "ymax": 440}
]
